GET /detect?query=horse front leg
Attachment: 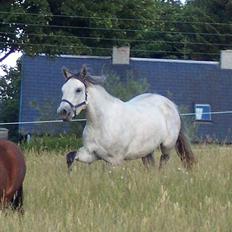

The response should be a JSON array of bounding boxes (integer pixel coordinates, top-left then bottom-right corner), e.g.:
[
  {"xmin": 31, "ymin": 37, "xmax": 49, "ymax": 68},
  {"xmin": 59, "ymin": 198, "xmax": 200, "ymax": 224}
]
[{"xmin": 66, "ymin": 147, "xmax": 97, "ymax": 172}]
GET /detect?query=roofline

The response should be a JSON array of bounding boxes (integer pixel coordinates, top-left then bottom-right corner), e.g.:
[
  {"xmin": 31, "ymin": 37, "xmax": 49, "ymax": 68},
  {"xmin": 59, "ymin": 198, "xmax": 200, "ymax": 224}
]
[
  {"xmin": 130, "ymin": 57, "xmax": 219, "ymax": 65},
  {"xmin": 33, "ymin": 54, "xmax": 219, "ymax": 65},
  {"xmin": 37, "ymin": 54, "xmax": 111, "ymax": 60}
]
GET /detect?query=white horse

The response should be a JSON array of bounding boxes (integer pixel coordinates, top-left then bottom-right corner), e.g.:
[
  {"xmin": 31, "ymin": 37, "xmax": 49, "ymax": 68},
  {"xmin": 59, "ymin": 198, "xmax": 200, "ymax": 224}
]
[{"xmin": 57, "ymin": 66, "xmax": 196, "ymax": 170}]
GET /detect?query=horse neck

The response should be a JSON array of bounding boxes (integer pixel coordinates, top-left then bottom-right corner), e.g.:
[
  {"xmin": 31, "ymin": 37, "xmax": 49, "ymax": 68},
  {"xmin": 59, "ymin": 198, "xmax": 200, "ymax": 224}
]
[{"xmin": 86, "ymin": 85, "xmax": 120, "ymax": 124}]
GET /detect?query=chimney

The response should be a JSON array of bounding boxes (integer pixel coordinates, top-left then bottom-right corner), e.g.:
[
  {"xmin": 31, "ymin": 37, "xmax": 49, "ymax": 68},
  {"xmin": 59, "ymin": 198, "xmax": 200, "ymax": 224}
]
[
  {"xmin": 112, "ymin": 46, "xmax": 130, "ymax": 64},
  {"xmin": 220, "ymin": 50, "xmax": 232, "ymax": 69}
]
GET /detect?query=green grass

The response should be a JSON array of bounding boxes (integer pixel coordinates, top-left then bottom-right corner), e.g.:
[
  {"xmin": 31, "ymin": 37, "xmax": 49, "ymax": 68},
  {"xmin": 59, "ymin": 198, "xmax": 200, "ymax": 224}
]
[
  {"xmin": 1, "ymin": 145, "xmax": 232, "ymax": 231},
  {"xmin": 20, "ymin": 135, "xmax": 82, "ymax": 153}
]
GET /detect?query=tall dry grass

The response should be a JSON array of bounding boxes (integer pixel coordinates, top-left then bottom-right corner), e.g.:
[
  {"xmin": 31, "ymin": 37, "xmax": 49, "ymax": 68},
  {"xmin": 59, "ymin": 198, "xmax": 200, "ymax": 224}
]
[{"xmin": 1, "ymin": 145, "xmax": 232, "ymax": 232}]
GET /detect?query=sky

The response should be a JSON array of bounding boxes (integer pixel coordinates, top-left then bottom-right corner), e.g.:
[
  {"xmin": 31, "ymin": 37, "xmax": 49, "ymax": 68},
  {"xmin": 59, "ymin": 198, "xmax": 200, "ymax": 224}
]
[{"xmin": 0, "ymin": 51, "xmax": 22, "ymax": 76}]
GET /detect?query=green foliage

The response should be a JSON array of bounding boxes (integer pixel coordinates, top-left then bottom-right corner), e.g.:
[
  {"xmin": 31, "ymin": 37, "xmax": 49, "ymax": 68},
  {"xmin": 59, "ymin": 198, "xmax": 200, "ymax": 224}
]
[
  {"xmin": 21, "ymin": 134, "xmax": 82, "ymax": 153},
  {"xmin": 104, "ymin": 70, "xmax": 150, "ymax": 101},
  {"xmin": 1, "ymin": 0, "xmax": 232, "ymax": 60},
  {"xmin": 0, "ymin": 0, "xmax": 156, "ymax": 58},
  {"xmin": 30, "ymin": 99, "xmax": 65, "ymax": 134},
  {"xmin": 0, "ymin": 0, "xmax": 52, "ymax": 60},
  {"xmin": 68, "ymin": 112, "xmax": 86, "ymax": 136},
  {"xmin": 180, "ymin": 0, "xmax": 232, "ymax": 60},
  {"xmin": 132, "ymin": 0, "xmax": 184, "ymax": 59},
  {"xmin": 0, "ymin": 61, "xmax": 21, "ymax": 140}
]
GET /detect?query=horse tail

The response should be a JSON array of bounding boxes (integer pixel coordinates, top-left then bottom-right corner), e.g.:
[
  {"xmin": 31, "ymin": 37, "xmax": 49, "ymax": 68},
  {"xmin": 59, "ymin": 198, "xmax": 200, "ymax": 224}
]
[{"xmin": 175, "ymin": 119, "xmax": 197, "ymax": 169}]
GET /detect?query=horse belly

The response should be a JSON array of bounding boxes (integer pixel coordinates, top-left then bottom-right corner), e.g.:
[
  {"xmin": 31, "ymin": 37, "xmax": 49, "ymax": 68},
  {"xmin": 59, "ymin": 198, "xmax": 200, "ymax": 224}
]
[
  {"xmin": 123, "ymin": 115, "xmax": 165, "ymax": 160},
  {"xmin": 84, "ymin": 102, "xmax": 167, "ymax": 163},
  {"xmin": 124, "ymin": 135, "xmax": 160, "ymax": 160}
]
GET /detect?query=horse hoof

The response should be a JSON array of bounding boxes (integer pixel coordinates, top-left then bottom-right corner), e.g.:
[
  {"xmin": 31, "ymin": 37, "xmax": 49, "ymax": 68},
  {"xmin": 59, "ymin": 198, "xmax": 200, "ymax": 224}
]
[{"xmin": 66, "ymin": 151, "xmax": 77, "ymax": 171}]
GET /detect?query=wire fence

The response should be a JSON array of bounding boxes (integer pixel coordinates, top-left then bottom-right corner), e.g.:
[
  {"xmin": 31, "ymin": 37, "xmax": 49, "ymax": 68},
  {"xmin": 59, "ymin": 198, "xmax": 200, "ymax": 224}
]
[
  {"xmin": 1, "ymin": 31, "xmax": 231, "ymax": 47},
  {"xmin": 0, "ymin": 41, "xmax": 220, "ymax": 57},
  {"xmin": 1, "ymin": 11, "xmax": 232, "ymax": 59},
  {"xmin": 1, "ymin": 21, "xmax": 232, "ymax": 37},
  {"xmin": 0, "ymin": 110, "xmax": 231, "ymax": 126},
  {"xmin": 1, "ymin": 11, "xmax": 232, "ymax": 27}
]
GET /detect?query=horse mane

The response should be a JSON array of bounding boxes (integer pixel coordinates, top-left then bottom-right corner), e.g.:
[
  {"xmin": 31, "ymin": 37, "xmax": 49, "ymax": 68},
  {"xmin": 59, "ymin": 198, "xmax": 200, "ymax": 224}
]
[
  {"xmin": 82, "ymin": 65, "xmax": 106, "ymax": 85},
  {"xmin": 63, "ymin": 65, "xmax": 106, "ymax": 86},
  {"xmin": 87, "ymin": 74, "xmax": 106, "ymax": 85}
]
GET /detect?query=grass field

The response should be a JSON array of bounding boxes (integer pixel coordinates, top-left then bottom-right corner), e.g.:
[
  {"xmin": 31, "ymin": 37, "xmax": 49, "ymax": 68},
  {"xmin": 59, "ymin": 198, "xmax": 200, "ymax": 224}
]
[{"xmin": 1, "ymin": 145, "xmax": 232, "ymax": 232}]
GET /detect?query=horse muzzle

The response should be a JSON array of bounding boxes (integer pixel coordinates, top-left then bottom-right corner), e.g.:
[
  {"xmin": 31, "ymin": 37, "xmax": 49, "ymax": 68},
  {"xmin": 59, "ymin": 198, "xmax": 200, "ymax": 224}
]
[{"xmin": 57, "ymin": 105, "xmax": 74, "ymax": 121}]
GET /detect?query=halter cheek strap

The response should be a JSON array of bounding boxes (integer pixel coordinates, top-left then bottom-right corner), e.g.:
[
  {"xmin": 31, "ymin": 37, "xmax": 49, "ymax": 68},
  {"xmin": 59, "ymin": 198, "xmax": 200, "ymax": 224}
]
[
  {"xmin": 61, "ymin": 89, "xmax": 88, "ymax": 117},
  {"xmin": 61, "ymin": 71, "xmax": 89, "ymax": 117}
]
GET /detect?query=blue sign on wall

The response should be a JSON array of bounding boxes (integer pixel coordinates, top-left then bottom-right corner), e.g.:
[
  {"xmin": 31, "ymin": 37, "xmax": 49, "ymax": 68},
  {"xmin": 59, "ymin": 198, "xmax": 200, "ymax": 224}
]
[{"xmin": 194, "ymin": 104, "xmax": 212, "ymax": 121}]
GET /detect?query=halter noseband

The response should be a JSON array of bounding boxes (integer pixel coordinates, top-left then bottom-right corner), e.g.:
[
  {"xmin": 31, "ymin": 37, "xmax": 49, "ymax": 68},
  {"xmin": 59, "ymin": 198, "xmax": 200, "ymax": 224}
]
[{"xmin": 61, "ymin": 73, "xmax": 88, "ymax": 117}]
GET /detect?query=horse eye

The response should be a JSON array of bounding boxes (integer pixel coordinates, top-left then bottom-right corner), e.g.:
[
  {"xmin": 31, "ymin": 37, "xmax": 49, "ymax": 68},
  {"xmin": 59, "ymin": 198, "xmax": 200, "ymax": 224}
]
[{"xmin": 76, "ymin": 88, "xmax": 82, "ymax": 93}]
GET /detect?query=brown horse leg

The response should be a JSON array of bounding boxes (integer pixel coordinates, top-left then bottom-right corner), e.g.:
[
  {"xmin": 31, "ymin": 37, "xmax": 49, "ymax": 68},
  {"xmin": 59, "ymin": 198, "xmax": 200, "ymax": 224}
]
[
  {"xmin": 159, "ymin": 145, "xmax": 170, "ymax": 169},
  {"xmin": 142, "ymin": 153, "xmax": 155, "ymax": 168},
  {"xmin": 10, "ymin": 186, "xmax": 24, "ymax": 212}
]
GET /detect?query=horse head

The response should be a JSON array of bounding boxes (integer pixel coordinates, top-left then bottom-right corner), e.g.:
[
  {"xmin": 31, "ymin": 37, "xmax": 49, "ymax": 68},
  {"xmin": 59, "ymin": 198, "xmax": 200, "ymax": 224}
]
[{"xmin": 57, "ymin": 66, "xmax": 89, "ymax": 121}]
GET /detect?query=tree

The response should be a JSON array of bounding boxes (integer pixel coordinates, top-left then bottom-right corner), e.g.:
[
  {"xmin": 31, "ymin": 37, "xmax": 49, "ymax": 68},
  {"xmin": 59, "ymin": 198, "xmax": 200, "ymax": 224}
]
[
  {"xmin": 104, "ymin": 70, "xmax": 150, "ymax": 101},
  {"xmin": 0, "ymin": 0, "xmax": 157, "ymax": 59},
  {"xmin": 0, "ymin": 60, "xmax": 21, "ymax": 140},
  {"xmin": 1, "ymin": 1, "xmax": 232, "ymax": 61},
  {"xmin": 132, "ymin": 0, "xmax": 184, "ymax": 58},
  {"xmin": 0, "ymin": 0, "xmax": 52, "ymax": 61},
  {"xmin": 180, "ymin": 0, "xmax": 232, "ymax": 60}
]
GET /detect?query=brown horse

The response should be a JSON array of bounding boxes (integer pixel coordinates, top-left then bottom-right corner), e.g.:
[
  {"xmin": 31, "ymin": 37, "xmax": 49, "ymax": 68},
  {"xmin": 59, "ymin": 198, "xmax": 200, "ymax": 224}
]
[{"xmin": 0, "ymin": 139, "xmax": 26, "ymax": 211}]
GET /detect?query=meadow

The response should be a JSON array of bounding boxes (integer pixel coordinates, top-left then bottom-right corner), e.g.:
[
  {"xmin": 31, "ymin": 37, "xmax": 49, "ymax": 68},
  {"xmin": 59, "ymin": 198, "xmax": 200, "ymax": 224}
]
[{"xmin": 1, "ymin": 144, "xmax": 232, "ymax": 232}]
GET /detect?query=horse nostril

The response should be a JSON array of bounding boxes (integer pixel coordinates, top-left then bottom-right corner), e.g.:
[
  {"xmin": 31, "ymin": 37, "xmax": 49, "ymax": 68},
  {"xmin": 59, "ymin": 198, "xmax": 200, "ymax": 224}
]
[{"xmin": 61, "ymin": 109, "xmax": 67, "ymax": 116}]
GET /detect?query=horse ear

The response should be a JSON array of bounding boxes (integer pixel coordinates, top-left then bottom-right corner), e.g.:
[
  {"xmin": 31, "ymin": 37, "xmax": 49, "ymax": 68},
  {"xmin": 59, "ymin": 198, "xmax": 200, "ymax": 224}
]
[
  {"xmin": 62, "ymin": 67, "xmax": 72, "ymax": 80},
  {"xmin": 80, "ymin": 65, "xmax": 88, "ymax": 79}
]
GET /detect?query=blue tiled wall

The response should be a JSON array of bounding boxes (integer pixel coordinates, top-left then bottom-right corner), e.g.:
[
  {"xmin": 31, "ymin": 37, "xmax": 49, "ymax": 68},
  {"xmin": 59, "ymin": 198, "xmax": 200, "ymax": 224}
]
[{"xmin": 20, "ymin": 55, "xmax": 232, "ymax": 142}]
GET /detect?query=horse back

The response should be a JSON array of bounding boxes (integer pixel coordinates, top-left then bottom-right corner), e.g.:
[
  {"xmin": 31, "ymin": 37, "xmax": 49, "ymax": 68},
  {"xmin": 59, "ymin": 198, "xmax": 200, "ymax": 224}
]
[{"xmin": 0, "ymin": 140, "xmax": 26, "ymax": 203}]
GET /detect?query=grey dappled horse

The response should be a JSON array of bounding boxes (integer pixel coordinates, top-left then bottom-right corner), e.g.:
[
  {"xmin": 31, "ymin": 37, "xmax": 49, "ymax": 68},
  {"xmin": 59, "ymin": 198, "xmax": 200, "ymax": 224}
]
[{"xmin": 57, "ymin": 66, "xmax": 196, "ymax": 170}]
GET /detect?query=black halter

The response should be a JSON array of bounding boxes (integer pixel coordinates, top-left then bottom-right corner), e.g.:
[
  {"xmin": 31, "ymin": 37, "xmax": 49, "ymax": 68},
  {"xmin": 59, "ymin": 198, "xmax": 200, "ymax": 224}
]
[{"xmin": 61, "ymin": 73, "xmax": 88, "ymax": 117}]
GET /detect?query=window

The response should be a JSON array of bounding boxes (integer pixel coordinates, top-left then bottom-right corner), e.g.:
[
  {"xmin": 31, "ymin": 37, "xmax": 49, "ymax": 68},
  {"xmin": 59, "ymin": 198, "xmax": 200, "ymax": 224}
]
[{"xmin": 194, "ymin": 104, "xmax": 212, "ymax": 121}]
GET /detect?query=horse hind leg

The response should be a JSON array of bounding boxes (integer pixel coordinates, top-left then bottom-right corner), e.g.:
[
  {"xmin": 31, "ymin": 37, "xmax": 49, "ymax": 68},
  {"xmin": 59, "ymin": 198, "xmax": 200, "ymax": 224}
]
[
  {"xmin": 142, "ymin": 153, "xmax": 155, "ymax": 168},
  {"xmin": 159, "ymin": 144, "xmax": 171, "ymax": 170}
]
